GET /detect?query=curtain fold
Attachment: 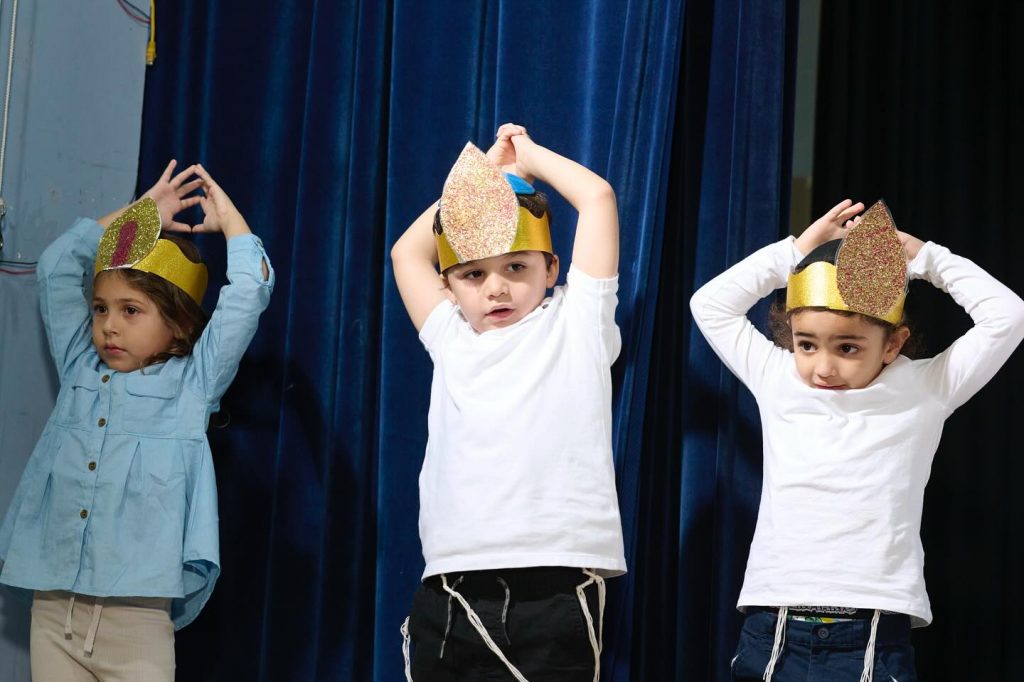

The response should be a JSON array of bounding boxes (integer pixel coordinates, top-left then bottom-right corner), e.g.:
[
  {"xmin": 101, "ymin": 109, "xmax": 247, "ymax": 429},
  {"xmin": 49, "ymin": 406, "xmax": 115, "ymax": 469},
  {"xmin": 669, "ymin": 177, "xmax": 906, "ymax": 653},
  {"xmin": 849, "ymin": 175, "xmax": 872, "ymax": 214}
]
[{"xmin": 626, "ymin": 1, "xmax": 799, "ymax": 680}]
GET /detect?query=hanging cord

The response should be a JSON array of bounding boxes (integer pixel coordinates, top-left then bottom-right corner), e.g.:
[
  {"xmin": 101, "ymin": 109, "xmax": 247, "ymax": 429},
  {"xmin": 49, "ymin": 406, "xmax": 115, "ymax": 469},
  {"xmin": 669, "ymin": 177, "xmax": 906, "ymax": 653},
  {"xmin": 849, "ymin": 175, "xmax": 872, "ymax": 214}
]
[
  {"xmin": 858, "ymin": 609, "xmax": 881, "ymax": 682},
  {"xmin": 762, "ymin": 606, "xmax": 788, "ymax": 681},
  {"xmin": 113, "ymin": 1, "xmax": 153, "ymax": 63},
  {"xmin": 576, "ymin": 569, "xmax": 606, "ymax": 682},
  {"xmin": 441, "ymin": 574, "xmax": 529, "ymax": 682},
  {"xmin": 400, "ymin": 617, "xmax": 414, "ymax": 682},
  {"xmin": 146, "ymin": 0, "xmax": 156, "ymax": 65},
  {"xmin": 0, "ymin": 0, "xmax": 19, "ymax": 252}
]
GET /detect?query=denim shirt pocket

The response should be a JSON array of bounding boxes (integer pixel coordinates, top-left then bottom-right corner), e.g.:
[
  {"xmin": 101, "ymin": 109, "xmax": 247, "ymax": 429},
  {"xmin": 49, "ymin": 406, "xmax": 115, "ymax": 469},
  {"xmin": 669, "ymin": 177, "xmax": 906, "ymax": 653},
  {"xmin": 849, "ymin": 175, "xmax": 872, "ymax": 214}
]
[
  {"xmin": 123, "ymin": 374, "xmax": 180, "ymax": 435},
  {"xmin": 56, "ymin": 365, "xmax": 100, "ymax": 426}
]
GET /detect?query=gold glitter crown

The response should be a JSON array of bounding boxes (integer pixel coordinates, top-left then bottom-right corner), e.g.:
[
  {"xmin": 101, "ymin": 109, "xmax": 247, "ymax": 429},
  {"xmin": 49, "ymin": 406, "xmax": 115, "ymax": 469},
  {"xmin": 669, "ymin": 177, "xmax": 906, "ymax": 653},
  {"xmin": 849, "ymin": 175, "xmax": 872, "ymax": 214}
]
[
  {"xmin": 435, "ymin": 142, "xmax": 552, "ymax": 272},
  {"xmin": 786, "ymin": 200, "xmax": 908, "ymax": 325},
  {"xmin": 94, "ymin": 197, "xmax": 208, "ymax": 305}
]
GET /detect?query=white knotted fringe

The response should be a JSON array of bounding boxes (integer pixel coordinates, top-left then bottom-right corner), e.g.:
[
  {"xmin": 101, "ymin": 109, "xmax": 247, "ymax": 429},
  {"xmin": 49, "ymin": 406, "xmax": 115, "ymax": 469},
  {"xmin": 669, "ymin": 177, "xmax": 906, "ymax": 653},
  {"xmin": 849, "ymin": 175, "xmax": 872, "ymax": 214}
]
[
  {"xmin": 439, "ymin": 575, "xmax": 463, "ymax": 658},
  {"xmin": 576, "ymin": 569, "xmax": 606, "ymax": 682},
  {"xmin": 400, "ymin": 617, "xmax": 413, "ymax": 682},
  {"xmin": 497, "ymin": 576, "xmax": 512, "ymax": 639},
  {"xmin": 441, "ymin": 573, "xmax": 529, "ymax": 682},
  {"xmin": 64, "ymin": 594, "xmax": 76, "ymax": 639},
  {"xmin": 83, "ymin": 598, "xmax": 104, "ymax": 656},
  {"xmin": 858, "ymin": 609, "xmax": 881, "ymax": 682},
  {"xmin": 762, "ymin": 606, "xmax": 788, "ymax": 681}
]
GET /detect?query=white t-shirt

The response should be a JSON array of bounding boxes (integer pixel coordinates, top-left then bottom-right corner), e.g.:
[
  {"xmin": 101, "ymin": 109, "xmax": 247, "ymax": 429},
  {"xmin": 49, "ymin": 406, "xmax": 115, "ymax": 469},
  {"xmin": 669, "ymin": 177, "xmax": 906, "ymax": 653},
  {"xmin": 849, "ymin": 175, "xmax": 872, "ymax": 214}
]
[
  {"xmin": 418, "ymin": 265, "xmax": 626, "ymax": 579},
  {"xmin": 690, "ymin": 238, "xmax": 1024, "ymax": 626}
]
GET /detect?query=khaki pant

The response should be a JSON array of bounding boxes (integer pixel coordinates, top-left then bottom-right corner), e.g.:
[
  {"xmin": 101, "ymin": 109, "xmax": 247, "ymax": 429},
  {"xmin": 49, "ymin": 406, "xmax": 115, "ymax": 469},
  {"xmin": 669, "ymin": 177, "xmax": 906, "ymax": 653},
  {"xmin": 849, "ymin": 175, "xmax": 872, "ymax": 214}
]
[{"xmin": 31, "ymin": 590, "xmax": 175, "ymax": 682}]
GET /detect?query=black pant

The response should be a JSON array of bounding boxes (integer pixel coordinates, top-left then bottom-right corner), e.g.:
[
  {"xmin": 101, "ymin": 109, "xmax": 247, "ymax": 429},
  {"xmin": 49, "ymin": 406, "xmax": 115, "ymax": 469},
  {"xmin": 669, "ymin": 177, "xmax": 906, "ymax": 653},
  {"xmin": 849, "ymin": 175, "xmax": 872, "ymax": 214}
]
[{"xmin": 408, "ymin": 567, "xmax": 601, "ymax": 682}]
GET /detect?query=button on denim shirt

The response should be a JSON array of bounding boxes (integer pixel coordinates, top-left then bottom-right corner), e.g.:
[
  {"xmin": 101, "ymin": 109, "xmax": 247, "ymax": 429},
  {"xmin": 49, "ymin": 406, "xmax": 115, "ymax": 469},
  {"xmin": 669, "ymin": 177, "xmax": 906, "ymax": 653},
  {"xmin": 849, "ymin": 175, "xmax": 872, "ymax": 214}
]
[{"xmin": 0, "ymin": 218, "xmax": 274, "ymax": 629}]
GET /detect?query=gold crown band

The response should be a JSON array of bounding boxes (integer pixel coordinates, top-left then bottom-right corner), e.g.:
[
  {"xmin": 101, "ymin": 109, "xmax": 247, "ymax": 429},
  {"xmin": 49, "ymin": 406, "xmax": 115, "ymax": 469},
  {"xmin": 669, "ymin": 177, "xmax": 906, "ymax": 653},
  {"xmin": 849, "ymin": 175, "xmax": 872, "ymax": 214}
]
[
  {"xmin": 94, "ymin": 198, "xmax": 208, "ymax": 305},
  {"xmin": 435, "ymin": 143, "xmax": 553, "ymax": 272},
  {"xmin": 787, "ymin": 261, "xmax": 906, "ymax": 325},
  {"xmin": 438, "ymin": 206, "xmax": 551, "ymax": 272},
  {"xmin": 132, "ymin": 239, "xmax": 209, "ymax": 305}
]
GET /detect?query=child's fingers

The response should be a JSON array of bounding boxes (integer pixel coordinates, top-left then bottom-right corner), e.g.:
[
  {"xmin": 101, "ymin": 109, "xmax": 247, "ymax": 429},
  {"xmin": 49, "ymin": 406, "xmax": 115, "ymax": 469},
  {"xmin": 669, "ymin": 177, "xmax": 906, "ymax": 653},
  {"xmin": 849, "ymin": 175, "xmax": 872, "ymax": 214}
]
[
  {"xmin": 169, "ymin": 163, "xmax": 197, "ymax": 188},
  {"xmin": 162, "ymin": 220, "xmax": 193, "ymax": 232},
  {"xmin": 159, "ymin": 159, "xmax": 178, "ymax": 183},
  {"xmin": 825, "ymin": 198, "xmax": 854, "ymax": 219},
  {"xmin": 195, "ymin": 163, "xmax": 217, "ymax": 184},
  {"xmin": 179, "ymin": 195, "xmax": 203, "ymax": 210},
  {"xmin": 495, "ymin": 122, "xmax": 527, "ymax": 138},
  {"xmin": 177, "ymin": 178, "xmax": 204, "ymax": 197},
  {"xmin": 195, "ymin": 166, "xmax": 228, "ymax": 199}
]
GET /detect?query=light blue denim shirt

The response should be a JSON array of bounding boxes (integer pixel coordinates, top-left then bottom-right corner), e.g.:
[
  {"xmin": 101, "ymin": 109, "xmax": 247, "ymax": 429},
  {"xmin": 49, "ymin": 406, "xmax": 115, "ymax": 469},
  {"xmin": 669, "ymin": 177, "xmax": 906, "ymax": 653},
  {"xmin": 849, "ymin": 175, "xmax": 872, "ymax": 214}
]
[{"xmin": 0, "ymin": 218, "xmax": 274, "ymax": 629}]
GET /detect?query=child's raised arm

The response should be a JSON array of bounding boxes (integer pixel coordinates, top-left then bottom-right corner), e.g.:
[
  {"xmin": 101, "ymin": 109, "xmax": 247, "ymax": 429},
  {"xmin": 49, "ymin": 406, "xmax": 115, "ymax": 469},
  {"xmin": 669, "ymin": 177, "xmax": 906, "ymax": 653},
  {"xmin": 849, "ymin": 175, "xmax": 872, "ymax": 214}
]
[
  {"xmin": 183, "ymin": 166, "xmax": 274, "ymax": 401},
  {"xmin": 505, "ymin": 126, "xmax": 619, "ymax": 279},
  {"xmin": 391, "ymin": 202, "xmax": 447, "ymax": 332}
]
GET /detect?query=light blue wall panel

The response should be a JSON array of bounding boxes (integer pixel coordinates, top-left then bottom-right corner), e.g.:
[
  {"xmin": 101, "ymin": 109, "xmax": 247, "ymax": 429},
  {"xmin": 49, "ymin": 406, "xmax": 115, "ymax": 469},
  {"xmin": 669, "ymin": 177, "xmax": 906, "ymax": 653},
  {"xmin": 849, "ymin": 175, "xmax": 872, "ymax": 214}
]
[{"xmin": 0, "ymin": 1, "xmax": 147, "ymax": 678}]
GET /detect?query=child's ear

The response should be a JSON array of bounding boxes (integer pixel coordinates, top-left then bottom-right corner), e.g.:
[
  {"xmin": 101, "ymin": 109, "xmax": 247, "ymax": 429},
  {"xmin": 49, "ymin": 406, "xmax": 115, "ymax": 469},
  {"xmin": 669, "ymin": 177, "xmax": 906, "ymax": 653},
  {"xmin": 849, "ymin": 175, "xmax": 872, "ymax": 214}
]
[
  {"xmin": 440, "ymin": 274, "xmax": 457, "ymax": 304},
  {"xmin": 883, "ymin": 325, "xmax": 911, "ymax": 363},
  {"xmin": 545, "ymin": 254, "xmax": 560, "ymax": 288}
]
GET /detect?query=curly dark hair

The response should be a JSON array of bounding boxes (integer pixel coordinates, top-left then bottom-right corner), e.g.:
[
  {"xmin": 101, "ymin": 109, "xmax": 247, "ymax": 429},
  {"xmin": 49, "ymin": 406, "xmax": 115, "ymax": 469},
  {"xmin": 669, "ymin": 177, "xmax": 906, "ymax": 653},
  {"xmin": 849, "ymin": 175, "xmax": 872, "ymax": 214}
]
[
  {"xmin": 768, "ymin": 299, "xmax": 920, "ymax": 358},
  {"xmin": 93, "ymin": 234, "xmax": 209, "ymax": 367}
]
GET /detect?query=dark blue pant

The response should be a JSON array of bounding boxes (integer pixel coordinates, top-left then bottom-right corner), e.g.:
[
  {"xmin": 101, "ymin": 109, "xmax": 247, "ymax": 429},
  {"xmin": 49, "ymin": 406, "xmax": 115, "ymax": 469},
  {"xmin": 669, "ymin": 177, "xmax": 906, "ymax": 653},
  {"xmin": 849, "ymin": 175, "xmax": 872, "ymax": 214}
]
[{"xmin": 732, "ymin": 610, "xmax": 918, "ymax": 681}]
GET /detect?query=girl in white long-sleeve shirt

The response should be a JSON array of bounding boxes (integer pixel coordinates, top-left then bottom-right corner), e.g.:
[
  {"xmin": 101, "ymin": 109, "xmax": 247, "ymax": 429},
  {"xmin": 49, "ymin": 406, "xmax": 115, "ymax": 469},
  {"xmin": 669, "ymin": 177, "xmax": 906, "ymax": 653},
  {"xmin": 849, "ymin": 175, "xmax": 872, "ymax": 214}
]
[{"xmin": 690, "ymin": 199, "xmax": 1024, "ymax": 682}]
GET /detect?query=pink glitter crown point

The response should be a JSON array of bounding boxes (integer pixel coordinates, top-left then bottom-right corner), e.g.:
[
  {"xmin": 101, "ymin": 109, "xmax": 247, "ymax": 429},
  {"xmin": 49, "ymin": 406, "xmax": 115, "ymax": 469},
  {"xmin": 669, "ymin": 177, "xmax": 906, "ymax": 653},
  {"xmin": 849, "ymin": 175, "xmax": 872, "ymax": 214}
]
[
  {"xmin": 110, "ymin": 220, "xmax": 139, "ymax": 267},
  {"xmin": 438, "ymin": 142, "xmax": 519, "ymax": 264},
  {"xmin": 836, "ymin": 200, "xmax": 907, "ymax": 318}
]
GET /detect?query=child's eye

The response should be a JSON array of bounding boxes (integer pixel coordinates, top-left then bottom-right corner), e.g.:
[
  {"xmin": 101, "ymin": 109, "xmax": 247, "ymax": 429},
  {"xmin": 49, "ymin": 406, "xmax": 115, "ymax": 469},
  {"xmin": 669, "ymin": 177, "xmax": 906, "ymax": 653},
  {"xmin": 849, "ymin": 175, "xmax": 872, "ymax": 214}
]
[
  {"xmin": 463, "ymin": 270, "xmax": 483, "ymax": 280},
  {"xmin": 92, "ymin": 304, "xmax": 107, "ymax": 314},
  {"xmin": 797, "ymin": 341, "xmax": 815, "ymax": 352},
  {"xmin": 839, "ymin": 344, "xmax": 859, "ymax": 354},
  {"xmin": 125, "ymin": 306, "xmax": 139, "ymax": 315},
  {"xmin": 508, "ymin": 262, "xmax": 526, "ymax": 272}
]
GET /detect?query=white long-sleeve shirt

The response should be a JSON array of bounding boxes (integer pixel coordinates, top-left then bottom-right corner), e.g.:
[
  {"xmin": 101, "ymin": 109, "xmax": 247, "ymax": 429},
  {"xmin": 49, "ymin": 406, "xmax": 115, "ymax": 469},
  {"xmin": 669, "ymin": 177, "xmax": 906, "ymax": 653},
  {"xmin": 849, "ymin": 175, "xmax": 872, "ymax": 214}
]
[{"xmin": 690, "ymin": 237, "xmax": 1024, "ymax": 626}]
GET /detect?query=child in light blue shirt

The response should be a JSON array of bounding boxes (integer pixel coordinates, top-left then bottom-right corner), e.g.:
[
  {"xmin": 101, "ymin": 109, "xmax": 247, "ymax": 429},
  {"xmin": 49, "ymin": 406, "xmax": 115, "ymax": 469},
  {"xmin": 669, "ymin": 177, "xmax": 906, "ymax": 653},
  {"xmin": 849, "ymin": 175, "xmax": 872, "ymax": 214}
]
[{"xmin": 0, "ymin": 161, "xmax": 273, "ymax": 680}]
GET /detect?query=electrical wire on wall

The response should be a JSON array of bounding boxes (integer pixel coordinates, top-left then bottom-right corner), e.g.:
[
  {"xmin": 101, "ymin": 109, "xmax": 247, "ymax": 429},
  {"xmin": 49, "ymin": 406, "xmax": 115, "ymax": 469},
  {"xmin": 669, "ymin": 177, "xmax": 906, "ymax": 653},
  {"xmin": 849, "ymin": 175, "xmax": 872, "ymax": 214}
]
[
  {"xmin": 116, "ymin": 0, "xmax": 155, "ymax": 65},
  {"xmin": 1, "ymin": 1, "xmax": 154, "ymax": 268},
  {"xmin": 0, "ymin": 0, "xmax": 19, "ymax": 257}
]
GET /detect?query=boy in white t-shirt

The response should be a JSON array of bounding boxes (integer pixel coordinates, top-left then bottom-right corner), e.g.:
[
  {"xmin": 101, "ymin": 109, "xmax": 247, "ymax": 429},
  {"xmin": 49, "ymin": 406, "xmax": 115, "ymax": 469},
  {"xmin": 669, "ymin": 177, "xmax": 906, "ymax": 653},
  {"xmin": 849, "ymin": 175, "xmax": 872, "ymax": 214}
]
[{"xmin": 391, "ymin": 123, "xmax": 624, "ymax": 682}]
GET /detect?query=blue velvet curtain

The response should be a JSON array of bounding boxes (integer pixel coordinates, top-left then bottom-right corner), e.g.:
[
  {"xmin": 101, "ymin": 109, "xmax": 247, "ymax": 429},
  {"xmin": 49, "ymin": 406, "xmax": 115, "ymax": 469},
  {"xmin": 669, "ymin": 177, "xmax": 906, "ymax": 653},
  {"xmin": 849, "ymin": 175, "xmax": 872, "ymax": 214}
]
[
  {"xmin": 135, "ymin": 1, "xmax": 796, "ymax": 680},
  {"xmin": 629, "ymin": 1, "xmax": 797, "ymax": 680}
]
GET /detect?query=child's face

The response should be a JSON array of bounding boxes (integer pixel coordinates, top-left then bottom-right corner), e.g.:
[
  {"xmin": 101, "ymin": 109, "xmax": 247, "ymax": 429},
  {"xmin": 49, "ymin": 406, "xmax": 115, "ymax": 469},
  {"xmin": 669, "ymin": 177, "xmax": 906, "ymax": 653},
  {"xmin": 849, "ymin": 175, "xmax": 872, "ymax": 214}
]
[
  {"xmin": 445, "ymin": 250, "xmax": 559, "ymax": 333},
  {"xmin": 91, "ymin": 272, "xmax": 177, "ymax": 372},
  {"xmin": 790, "ymin": 309, "xmax": 909, "ymax": 390}
]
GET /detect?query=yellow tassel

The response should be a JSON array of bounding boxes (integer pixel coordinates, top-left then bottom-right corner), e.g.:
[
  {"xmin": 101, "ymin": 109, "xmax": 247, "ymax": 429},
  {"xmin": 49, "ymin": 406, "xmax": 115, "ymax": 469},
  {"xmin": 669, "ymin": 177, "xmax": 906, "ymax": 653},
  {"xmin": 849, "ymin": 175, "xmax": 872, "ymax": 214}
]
[{"xmin": 146, "ymin": 0, "xmax": 156, "ymax": 65}]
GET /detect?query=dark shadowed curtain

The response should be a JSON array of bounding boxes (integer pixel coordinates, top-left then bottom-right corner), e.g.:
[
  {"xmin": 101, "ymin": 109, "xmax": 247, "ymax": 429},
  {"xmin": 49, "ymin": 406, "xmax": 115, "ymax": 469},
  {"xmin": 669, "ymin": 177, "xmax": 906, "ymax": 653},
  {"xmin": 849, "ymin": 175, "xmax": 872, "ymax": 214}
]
[
  {"xmin": 813, "ymin": 2, "xmax": 1024, "ymax": 679},
  {"xmin": 629, "ymin": 1, "xmax": 798, "ymax": 680},
  {"xmin": 135, "ymin": 1, "xmax": 796, "ymax": 680}
]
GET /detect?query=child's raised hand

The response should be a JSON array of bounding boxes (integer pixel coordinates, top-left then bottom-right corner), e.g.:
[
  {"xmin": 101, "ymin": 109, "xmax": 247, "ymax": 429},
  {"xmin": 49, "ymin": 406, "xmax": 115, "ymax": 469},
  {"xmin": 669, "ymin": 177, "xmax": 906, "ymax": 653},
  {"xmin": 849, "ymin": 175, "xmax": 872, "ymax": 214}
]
[
  {"xmin": 486, "ymin": 123, "xmax": 534, "ymax": 182},
  {"xmin": 189, "ymin": 165, "xmax": 251, "ymax": 239},
  {"xmin": 143, "ymin": 159, "xmax": 203, "ymax": 231},
  {"xmin": 794, "ymin": 199, "xmax": 865, "ymax": 256},
  {"xmin": 897, "ymin": 231, "xmax": 925, "ymax": 261}
]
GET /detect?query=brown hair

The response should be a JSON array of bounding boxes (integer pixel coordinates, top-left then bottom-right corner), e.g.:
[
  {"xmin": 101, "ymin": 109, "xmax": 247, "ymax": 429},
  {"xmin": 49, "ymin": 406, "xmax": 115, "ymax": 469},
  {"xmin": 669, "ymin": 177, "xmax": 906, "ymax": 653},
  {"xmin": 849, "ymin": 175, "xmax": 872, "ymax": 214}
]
[
  {"xmin": 768, "ymin": 300, "xmax": 919, "ymax": 358},
  {"xmin": 94, "ymin": 234, "xmax": 209, "ymax": 366}
]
